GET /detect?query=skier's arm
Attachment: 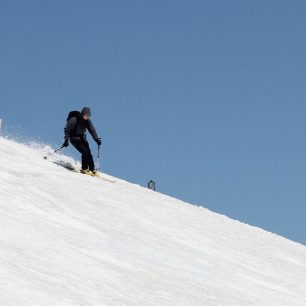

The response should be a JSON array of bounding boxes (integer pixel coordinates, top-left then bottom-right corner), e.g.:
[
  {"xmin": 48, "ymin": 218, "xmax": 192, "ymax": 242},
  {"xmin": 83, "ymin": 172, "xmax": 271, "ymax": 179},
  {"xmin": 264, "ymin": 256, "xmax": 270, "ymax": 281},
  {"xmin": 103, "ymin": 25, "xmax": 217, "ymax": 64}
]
[
  {"xmin": 64, "ymin": 117, "xmax": 77, "ymax": 141},
  {"xmin": 87, "ymin": 120, "xmax": 99, "ymax": 142}
]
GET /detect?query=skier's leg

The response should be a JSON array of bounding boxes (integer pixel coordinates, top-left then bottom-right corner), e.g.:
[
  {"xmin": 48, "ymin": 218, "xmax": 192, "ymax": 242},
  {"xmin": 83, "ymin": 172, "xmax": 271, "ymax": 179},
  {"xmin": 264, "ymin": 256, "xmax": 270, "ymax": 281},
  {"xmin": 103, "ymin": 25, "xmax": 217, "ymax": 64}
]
[
  {"xmin": 84, "ymin": 141, "xmax": 95, "ymax": 171},
  {"xmin": 71, "ymin": 139, "xmax": 90, "ymax": 170}
]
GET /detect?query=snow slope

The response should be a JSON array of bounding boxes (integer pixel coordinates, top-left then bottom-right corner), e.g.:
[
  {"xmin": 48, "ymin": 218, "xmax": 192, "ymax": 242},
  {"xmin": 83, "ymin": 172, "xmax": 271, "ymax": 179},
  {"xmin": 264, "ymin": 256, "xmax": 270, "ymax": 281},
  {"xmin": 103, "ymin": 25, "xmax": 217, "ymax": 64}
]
[{"xmin": 0, "ymin": 137, "xmax": 305, "ymax": 306}]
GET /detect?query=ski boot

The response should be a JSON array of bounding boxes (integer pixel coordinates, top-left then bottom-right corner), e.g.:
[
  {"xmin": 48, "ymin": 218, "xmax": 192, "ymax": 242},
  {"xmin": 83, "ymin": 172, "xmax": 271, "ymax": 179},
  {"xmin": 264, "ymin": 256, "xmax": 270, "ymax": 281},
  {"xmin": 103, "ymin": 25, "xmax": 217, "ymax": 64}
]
[
  {"xmin": 90, "ymin": 170, "xmax": 100, "ymax": 177},
  {"xmin": 80, "ymin": 169, "xmax": 91, "ymax": 175}
]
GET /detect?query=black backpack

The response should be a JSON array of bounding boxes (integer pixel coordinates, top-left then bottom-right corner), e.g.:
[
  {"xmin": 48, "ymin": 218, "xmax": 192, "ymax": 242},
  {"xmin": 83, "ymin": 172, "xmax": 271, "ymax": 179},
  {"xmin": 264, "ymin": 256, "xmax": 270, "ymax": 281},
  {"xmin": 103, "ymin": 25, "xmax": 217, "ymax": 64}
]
[
  {"xmin": 66, "ymin": 111, "xmax": 81, "ymax": 136},
  {"xmin": 67, "ymin": 111, "xmax": 81, "ymax": 121}
]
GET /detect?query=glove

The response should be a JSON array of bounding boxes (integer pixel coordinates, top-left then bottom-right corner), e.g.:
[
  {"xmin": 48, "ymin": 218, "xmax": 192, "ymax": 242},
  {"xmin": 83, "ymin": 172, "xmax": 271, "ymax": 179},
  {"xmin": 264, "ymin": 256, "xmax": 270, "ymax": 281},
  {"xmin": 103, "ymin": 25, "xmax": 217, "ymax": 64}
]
[
  {"xmin": 95, "ymin": 138, "xmax": 102, "ymax": 146},
  {"xmin": 62, "ymin": 140, "xmax": 69, "ymax": 147}
]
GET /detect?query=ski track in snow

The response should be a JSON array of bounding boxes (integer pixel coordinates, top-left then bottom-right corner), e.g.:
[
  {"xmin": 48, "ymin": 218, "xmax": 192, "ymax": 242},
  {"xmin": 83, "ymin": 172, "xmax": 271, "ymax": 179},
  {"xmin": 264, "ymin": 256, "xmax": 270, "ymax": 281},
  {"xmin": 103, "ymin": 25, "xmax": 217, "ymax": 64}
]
[{"xmin": 0, "ymin": 136, "xmax": 306, "ymax": 306}]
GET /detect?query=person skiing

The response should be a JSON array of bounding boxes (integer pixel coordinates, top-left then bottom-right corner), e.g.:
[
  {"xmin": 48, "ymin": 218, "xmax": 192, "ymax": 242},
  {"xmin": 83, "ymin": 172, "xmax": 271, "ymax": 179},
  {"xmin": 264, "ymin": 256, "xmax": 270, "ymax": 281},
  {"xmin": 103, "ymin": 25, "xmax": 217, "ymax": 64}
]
[{"xmin": 63, "ymin": 107, "xmax": 101, "ymax": 176}]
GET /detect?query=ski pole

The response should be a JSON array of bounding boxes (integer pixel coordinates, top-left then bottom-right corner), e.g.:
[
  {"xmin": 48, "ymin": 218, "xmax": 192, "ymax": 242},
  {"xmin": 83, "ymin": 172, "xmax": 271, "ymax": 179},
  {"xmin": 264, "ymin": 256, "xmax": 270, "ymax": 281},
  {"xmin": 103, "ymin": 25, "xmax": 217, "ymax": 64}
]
[
  {"xmin": 43, "ymin": 145, "xmax": 65, "ymax": 160},
  {"xmin": 96, "ymin": 144, "xmax": 101, "ymax": 171},
  {"xmin": 53, "ymin": 145, "xmax": 65, "ymax": 154}
]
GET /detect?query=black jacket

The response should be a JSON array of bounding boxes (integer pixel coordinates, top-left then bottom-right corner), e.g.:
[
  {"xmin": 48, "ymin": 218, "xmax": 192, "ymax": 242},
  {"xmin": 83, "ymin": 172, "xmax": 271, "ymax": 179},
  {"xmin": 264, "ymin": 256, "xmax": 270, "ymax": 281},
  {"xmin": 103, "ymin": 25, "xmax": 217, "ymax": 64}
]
[{"xmin": 64, "ymin": 117, "xmax": 99, "ymax": 141}]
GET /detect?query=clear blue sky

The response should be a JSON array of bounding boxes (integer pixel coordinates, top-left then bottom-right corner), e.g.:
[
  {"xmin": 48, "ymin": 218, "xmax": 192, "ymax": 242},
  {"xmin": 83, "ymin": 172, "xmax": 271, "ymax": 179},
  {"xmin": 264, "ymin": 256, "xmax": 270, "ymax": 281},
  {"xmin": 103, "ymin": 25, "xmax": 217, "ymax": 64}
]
[{"xmin": 1, "ymin": 0, "xmax": 305, "ymax": 245}]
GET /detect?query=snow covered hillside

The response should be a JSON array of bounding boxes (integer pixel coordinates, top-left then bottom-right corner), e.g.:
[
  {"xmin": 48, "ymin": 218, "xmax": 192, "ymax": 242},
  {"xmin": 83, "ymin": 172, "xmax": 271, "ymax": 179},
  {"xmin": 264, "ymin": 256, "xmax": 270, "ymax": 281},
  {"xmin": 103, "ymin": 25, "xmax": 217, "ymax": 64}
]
[{"xmin": 0, "ymin": 136, "xmax": 305, "ymax": 306}]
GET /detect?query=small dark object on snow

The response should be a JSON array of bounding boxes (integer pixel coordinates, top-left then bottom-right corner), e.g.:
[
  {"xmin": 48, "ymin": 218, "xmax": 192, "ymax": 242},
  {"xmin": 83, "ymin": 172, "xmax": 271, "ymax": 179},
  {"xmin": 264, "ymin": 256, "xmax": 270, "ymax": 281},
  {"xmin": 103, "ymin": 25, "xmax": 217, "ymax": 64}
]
[{"xmin": 148, "ymin": 180, "xmax": 156, "ymax": 191}]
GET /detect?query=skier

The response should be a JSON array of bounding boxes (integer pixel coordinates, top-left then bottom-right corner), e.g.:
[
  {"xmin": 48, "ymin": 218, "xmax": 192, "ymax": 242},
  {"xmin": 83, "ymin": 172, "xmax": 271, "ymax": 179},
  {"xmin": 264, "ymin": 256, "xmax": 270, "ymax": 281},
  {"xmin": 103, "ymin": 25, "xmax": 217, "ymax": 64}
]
[{"xmin": 63, "ymin": 107, "xmax": 102, "ymax": 176}]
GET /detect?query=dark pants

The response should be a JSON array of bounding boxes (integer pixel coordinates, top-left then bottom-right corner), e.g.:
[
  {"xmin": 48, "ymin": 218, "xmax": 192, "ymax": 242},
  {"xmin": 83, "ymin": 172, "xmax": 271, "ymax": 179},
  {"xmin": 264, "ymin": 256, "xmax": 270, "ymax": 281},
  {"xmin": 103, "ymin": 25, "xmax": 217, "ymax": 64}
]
[{"xmin": 71, "ymin": 137, "xmax": 95, "ymax": 171}]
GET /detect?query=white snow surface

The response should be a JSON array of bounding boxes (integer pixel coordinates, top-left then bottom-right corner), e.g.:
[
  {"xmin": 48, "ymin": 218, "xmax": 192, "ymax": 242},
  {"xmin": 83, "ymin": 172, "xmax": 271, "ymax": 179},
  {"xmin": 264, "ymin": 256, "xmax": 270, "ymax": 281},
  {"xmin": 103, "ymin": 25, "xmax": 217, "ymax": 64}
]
[{"xmin": 0, "ymin": 136, "xmax": 305, "ymax": 306}]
